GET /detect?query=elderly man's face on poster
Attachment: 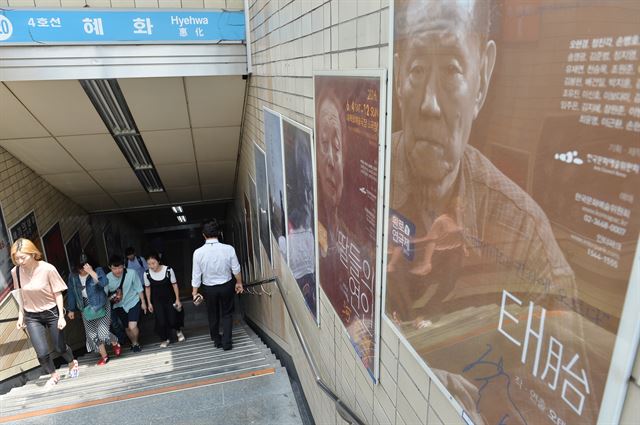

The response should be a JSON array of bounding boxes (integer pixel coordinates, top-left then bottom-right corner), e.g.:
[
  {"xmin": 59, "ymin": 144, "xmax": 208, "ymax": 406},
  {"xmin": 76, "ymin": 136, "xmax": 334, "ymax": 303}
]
[
  {"xmin": 395, "ymin": 0, "xmax": 495, "ymax": 186},
  {"xmin": 317, "ymin": 96, "xmax": 345, "ymax": 208}
]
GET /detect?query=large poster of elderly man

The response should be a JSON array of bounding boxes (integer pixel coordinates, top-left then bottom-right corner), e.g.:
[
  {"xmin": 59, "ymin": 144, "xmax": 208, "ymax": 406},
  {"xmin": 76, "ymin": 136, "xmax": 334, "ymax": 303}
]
[
  {"xmin": 282, "ymin": 116, "xmax": 318, "ymax": 322},
  {"xmin": 384, "ymin": 1, "xmax": 640, "ymax": 424},
  {"xmin": 314, "ymin": 71, "xmax": 386, "ymax": 379}
]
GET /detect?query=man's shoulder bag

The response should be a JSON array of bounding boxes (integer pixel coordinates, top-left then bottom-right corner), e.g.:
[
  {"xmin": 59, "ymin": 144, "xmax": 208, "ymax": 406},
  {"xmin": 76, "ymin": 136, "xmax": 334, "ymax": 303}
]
[{"xmin": 108, "ymin": 269, "xmax": 127, "ymax": 305}]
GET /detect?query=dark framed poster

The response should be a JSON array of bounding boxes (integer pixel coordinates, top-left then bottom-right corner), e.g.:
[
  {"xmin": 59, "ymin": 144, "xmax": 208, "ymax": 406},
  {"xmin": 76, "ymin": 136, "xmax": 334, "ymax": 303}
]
[
  {"xmin": 384, "ymin": 1, "xmax": 640, "ymax": 424},
  {"xmin": 42, "ymin": 222, "xmax": 68, "ymax": 280},
  {"xmin": 282, "ymin": 116, "xmax": 318, "ymax": 323},
  {"xmin": 65, "ymin": 231, "xmax": 82, "ymax": 275},
  {"xmin": 248, "ymin": 177, "xmax": 262, "ymax": 280},
  {"xmin": 83, "ymin": 236, "xmax": 99, "ymax": 268},
  {"xmin": 0, "ymin": 203, "xmax": 12, "ymax": 301},
  {"xmin": 103, "ymin": 223, "xmax": 121, "ymax": 261},
  {"xmin": 254, "ymin": 142, "xmax": 272, "ymax": 266},
  {"xmin": 264, "ymin": 107, "xmax": 288, "ymax": 263},
  {"xmin": 243, "ymin": 193, "xmax": 256, "ymax": 282},
  {"xmin": 9, "ymin": 210, "xmax": 41, "ymax": 253},
  {"xmin": 314, "ymin": 70, "xmax": 387, "ymax": 380}
]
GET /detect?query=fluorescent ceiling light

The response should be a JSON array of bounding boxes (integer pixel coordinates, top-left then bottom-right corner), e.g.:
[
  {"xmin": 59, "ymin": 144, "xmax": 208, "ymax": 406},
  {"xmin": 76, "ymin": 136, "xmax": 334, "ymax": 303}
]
[
  {"xmin": 177, "ymin": 215, "xmax": 187, "ymax": 223},
  {"xmin": 80, "ymin": 79, "xmax": 165, "ymax": 193},
  {"xmin": 172, "ymin": 206, "xmax": 183, "ymax": 213}
]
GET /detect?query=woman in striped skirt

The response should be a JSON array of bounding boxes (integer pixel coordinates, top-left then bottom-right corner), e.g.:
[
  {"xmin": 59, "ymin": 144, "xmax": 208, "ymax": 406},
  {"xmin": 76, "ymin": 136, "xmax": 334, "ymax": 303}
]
[{"xmin": 67, "ymin": 256, "xmax": 121, "ymax": 365}]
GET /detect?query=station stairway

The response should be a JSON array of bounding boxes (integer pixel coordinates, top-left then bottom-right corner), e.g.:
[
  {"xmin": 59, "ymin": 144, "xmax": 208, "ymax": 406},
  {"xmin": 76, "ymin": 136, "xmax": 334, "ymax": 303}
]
[{"xmin": 0, "ymin": 322, "xmax": 303, "ymax": 424}]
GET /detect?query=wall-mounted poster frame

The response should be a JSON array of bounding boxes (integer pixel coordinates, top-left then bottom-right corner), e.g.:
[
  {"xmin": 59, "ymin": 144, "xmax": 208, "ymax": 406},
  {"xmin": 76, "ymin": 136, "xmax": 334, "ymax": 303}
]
[
  {"xmin": 42, "ymin": 222, "xmax": 68, "ymax": 281},
  {"xmin": 102, "ymin": 223, "xmax": 121, "ymax": 261},
  {"xmin": 254, "ymin": 142, "xmax": 273, "ymax": 267},
  {"xmin": 9, "ymin": 210, "xmax": 42, "ymax": 254},
  {"xmin": 243, "ymin": 192, "xmax": 256, "ymax": 282},
  {"xmin": 313, "ymin": 69, "xmax": 387, "ymax": 381},
  {"xmin": 263, "ymin": 106, "xmax": 288, "ymax": 264},
  {"xmin": 382, "ymin": 1, "xmax": 640, "ymax": 424},
  {"xmin": 248, "ymin": 176, "xmax": 262, "ymax": 281},
  {"xmin": 281, "ymin": 115, "xmax": 319, "ymax": 324},
  {"xmin": 0, "ymin": 202, "xmax": 13, "ymax": 301},
  {"xmin": 65, "ymin": 231, "xmax": 82, "ymax": 275}
]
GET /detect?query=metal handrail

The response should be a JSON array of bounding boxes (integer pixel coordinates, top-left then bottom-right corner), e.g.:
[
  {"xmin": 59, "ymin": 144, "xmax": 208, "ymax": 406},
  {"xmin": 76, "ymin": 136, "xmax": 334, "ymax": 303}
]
[{"xmin": 243, "ymin": 277, "xmax": 365, "ymax": 425}]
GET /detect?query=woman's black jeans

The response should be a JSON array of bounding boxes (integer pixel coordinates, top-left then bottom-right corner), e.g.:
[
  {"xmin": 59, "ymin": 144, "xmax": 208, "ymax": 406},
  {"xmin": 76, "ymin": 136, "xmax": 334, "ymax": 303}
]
[{"xmin": 24, "ymin": 307, "xmax": 73, "ymax": 374}]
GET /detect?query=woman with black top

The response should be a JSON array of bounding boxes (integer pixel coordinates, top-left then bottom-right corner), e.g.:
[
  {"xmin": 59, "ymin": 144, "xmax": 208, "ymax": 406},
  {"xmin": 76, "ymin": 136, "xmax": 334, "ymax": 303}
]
[{"xmin": 144, "ymin": 253, "xmax": 185, "ymax": 347}]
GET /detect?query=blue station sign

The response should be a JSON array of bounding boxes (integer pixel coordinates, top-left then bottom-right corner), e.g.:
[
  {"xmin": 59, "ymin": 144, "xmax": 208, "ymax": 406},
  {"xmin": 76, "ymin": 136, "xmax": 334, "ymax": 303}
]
[{"xmin": 0, "ymin": 9, "xmax": 245, "ymax": 45}]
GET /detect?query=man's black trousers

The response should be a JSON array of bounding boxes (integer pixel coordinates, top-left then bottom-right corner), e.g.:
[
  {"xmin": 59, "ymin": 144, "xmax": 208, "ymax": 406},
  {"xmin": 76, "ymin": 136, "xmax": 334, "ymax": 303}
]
[{"xmin": 202, "ymin": 280, "xmax": 235, "ymax": 349}]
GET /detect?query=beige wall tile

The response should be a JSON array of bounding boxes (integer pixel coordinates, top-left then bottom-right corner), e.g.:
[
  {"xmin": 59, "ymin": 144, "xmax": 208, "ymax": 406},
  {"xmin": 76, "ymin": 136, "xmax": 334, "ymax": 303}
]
[
  {"xmin": 134, "ymin": 0, "xmax": 158, "ymax": 7},
  {"xmin": 8, "ymin": 0, "xmax": 36, "ymax": 6},
  {"xmin": 337, "ymin": 0, "xmax": 356, "ymax": 23},
  {"xmin": 34, "ymin": 0, "xmax": 61, "ymax": 7},
  {"xmin": 398, "ymin": 365, "xmax": 428, "ymax": 419},
  {"xmin": 356, "ymin": 47, "xmax": 379, "ymax": 68},
  {"xmin": 225, "ymin": 0, "xmax": 243, "ymax": 10},
  {"xmin": 110, "ymin": 0, "xmax": 135, "ymax": 7},
  {"xmin": 429, "ymin": 380, "xmax": 464, "ymax": 425},
  {"xmin": 356, "ymin": 12, "xmax": 379, "ymax": 48},
  {"xmin": 396, "ymin": 389, "xmax": 424, "ymax": 425},
  {"xmin": 180, "ymin": 0, "xmax": 203, "ymax": 8},
  {"xmin": 358, "ymin": 0, "xmax": 380, "ymax": 16}
]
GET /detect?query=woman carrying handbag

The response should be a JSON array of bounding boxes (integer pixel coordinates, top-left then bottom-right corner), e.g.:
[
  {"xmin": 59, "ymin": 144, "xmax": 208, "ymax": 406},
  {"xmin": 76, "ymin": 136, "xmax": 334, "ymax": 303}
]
[
  {"xmin": 11, "ymin": 238, "xmax": 79, "ymax": 389},
  {"xmin": 66, "ymin": 255, "xmax": 121, "ymax": 365}
]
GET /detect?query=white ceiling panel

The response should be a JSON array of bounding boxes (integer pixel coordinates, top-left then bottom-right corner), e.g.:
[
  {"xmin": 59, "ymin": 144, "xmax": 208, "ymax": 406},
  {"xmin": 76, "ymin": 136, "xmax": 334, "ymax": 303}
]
[
  {"xmin": 142, "ymin": 129, "xmax": 195, "ymax": 165},
  {"xmin": 197, "ymin": 160, "xmax": 236, "ymax": 186},
  {"xmin": 167, "ymin": 186, "xmax": 202, "ymax": 203},
  {"xmin": 192, "ymin": 126, "xmax": 240, "ymax": 162},
  {"xmin": 0, "ymin": 84, "xmax": 49, "ymax": 140},
  {"xmin": 43, "ymin": 172, "xmax": 105, "ymax": 197},
  {"xmin": 0, "ymin": 137, "xmax": 83, "ymax": 175},
  {"xmin": 113, "ymin": 191, "xmax": 153, "ymax": 208},
  {"xmin": 70, "ymin": 193, "xmax": 118, "ymax": 212},
  {"xmin": 6, "ymin": 80, "xmax": 107, "ymax": 136},
  {"xmin": 156, "ymin": 163, "xmax": 199, "ymax": 189},
  {"xmin": 89, "ymin": 168, "xmax": 142, "ymax": 193},
  {"xmin": 57, "ymin": 134, "xmax": 129, "ymax": 171},
  {"xmin": 201, "ymin": 183, "xmax": 233, "ymax": 200},
  {"xmin": 119, "ymin": 77, "xmax": 190, "ymax": 131},
  {"xmin": 185, "ymin": 76, "xmax": 246, "ymax": 128}
]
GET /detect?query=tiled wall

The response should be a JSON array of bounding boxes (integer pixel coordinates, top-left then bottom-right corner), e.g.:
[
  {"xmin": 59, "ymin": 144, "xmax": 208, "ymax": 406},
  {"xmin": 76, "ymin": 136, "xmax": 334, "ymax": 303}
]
[
  {"xmin": 0, "ymin": 146, "xmax": 92, "ymax": 255},
  {"xmin": 0, "ymin": 146, "xmax": 92, "ymax": 380},
  {"xmin": 235, "ymin": 1, "xmax": 640, "ymax": 425},
  {"xmin": 236, "ymin": 1, "xmax": 461, "ymax": 424}
]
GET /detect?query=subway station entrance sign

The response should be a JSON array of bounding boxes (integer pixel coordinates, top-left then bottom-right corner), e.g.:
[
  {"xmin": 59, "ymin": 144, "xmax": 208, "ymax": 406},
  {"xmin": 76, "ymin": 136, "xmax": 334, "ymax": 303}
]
[{"xmin": 0, "ymin": 9, "xmax": 245, "ymax": 44}]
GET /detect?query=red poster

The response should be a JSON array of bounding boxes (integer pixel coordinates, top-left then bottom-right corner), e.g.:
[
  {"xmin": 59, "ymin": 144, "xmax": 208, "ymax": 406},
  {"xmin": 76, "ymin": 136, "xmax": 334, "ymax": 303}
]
[{"xmin": 315, "ymin": 72, "xmax": 385, "ymax": 379}]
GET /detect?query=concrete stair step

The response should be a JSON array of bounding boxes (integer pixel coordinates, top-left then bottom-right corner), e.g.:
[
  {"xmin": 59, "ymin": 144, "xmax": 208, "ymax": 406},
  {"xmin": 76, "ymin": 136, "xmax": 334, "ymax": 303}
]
[{"xmin": 1, "ymin": 322, "xmax": 285, "ymax": 419}]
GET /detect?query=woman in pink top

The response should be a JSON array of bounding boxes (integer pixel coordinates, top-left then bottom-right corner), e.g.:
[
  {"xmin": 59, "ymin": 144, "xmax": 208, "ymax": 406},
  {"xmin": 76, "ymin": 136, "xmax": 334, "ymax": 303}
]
[{"xmin": 11, "ymin": 238, "xmax": 79, "ymax": 389}]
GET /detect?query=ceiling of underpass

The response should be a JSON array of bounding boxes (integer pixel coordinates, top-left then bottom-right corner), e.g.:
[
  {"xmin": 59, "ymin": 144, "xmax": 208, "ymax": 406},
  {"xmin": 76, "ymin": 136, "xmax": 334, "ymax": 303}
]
[{"xmin": 0, "ymin": 75, "xmax": 246, "ymax": 222}]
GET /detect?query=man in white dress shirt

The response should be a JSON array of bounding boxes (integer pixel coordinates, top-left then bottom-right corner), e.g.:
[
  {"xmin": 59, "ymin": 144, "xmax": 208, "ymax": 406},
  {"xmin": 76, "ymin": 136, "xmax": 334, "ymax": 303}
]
[{"xmin": 191, "ymin": 219, "xmax": 244, "ymax": 350}]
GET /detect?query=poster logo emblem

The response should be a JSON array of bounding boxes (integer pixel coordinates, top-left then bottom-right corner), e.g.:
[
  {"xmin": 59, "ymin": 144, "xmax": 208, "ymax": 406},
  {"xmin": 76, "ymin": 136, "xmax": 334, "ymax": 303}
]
[
  {"xmin": 0, "ymin": 15, "xmax": 13, "ymax": 41},
  {"xmin": 554, "ymin": 150, "xmax": 584, "ymax": 165}
]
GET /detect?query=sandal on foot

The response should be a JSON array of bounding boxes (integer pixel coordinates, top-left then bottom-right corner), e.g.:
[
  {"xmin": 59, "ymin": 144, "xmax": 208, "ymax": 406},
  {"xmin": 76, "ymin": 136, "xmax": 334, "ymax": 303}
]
[
  {"xmin": 44, "ymin": 374, "xmax": 60, "ymax": 390},
  {"xmin": 68, "ymin": 359, "xmax": 79, "ymax": 378}
]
